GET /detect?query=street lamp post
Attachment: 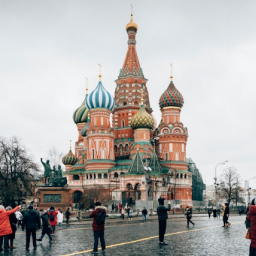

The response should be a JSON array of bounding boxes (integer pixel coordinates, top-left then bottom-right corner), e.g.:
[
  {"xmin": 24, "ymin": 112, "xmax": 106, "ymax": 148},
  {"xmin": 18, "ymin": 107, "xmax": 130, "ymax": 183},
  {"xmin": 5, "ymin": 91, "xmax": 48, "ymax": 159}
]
[{"xmin": 214, "ymin": 160, "xmax": 228, "ymax": 208}]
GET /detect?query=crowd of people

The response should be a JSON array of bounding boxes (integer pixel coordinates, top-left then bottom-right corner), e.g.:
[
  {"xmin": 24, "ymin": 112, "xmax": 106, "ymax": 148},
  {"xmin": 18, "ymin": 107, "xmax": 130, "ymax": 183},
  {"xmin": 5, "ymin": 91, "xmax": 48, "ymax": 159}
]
[{"xmin": 0, "ymin": 204, "xmax": 71, "ymax": 252}]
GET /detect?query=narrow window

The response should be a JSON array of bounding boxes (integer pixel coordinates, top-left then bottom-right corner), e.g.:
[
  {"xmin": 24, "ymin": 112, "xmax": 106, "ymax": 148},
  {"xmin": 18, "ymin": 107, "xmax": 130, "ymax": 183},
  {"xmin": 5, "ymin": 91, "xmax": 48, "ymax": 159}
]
[{"xmin": 169, "ymin": 143, "xmax": 173, "ymax": 152}]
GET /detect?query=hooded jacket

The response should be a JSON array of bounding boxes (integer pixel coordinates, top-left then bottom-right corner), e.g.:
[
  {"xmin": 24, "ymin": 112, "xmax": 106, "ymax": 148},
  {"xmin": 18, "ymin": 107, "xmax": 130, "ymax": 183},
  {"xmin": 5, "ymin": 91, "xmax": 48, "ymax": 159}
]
[
  {"xmin": 0, "ymin": 206, "xmax": 20, "ymax": 236},
  {"xmin": 249, "ymin": 205, "xmax": 256, "ymax": 249},
  {"xmin": 89, "ymin": 206, "xmax": 107, "ymax": 231},
  {"xmin": 48, "ymin": 208, "xmax": 58, "ymax": 226},
  {"xmin": 22, "ymin": 209, "xmax": 41, "ymax": 230}
]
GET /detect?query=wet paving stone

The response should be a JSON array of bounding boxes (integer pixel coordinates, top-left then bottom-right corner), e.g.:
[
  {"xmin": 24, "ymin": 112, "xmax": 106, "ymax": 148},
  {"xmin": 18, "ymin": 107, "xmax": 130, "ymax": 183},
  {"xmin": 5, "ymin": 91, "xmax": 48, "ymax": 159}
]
[{"xmin": 0, "ymin": 215, "xmax": 250, "ymax": 256}]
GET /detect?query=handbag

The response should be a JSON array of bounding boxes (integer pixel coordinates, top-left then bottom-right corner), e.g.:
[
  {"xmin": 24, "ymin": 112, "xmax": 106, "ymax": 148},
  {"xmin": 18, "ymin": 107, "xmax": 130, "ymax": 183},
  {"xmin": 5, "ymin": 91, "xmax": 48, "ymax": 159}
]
[{"xmin": 245, "ymin": 229, "xmax": 251, "ymax": 239}]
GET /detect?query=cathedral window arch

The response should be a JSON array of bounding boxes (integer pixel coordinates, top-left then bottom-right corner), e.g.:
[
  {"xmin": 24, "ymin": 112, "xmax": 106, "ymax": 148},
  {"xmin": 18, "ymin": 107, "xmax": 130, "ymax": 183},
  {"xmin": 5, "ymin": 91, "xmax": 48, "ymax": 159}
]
[
  {"xmin": 122, "ymin": 101, "xmax": 127, "ymax": 106},
  {"xmin": 98, "ymin": 173, "xmax": 102, "ymax": 179},
  {"xmin": 121, "ymin": 118, "xmax": 125, "ymax": 128},
  {"xmin": 180, "ymin": 174, "xmax": 183, "ymax": 179},
  {"xmin": 125, "ymin": 144, "xmax": 129, "ymax": 152},
  {"xmin": 184, "ymin": 174, "xmax": 187, "ymax": 179},
  {"xmin": 134, "ymin": 101, "xmax": 139, "ymax": 106},
  {"xmin": 119, "ymin": 144, "xmax": 123, "ymax": 156},
  {"xmin": 114, "ymin": 145, "xmax": 117, "ymax": 153},
  {"xmin": 176, "ymin": 173, "xmax": 179, "ymax": 178},
  {"xmin": 94, "ymin": 174, "xmax": 96, "ymax": 179},
  {"xmin": 73, "ymin": 175, "xmax": 79, "ymax": 180},
  {"xmin": 90, "ymin": 174, "xmax": 92, "ymax": 179},
  {"xmin": 104, "ymin": 173, "xmax": 108, "ymax": 179}
]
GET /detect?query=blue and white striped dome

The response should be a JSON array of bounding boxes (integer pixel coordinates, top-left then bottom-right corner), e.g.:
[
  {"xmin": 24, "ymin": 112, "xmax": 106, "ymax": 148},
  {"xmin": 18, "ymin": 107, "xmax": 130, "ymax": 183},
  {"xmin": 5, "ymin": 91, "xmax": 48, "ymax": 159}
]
[{"xmin": 85, "ymin": 81, "xmax": 115, "ymax": 111}]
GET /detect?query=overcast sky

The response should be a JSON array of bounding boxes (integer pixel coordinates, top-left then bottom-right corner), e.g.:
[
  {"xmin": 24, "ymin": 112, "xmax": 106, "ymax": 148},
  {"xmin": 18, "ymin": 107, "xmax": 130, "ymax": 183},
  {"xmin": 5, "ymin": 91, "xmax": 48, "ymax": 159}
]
[{"xmin": 1, "ymin": 0, "xmax": 256, "ymax": 188}]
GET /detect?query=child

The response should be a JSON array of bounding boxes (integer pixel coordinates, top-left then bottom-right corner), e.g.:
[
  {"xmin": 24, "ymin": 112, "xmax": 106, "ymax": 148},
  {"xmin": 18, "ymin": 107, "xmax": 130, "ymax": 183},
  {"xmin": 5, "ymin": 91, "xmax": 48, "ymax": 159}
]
[{"xmin": 37, "ymin": 210, "xmax": 52, "ymax": 242}]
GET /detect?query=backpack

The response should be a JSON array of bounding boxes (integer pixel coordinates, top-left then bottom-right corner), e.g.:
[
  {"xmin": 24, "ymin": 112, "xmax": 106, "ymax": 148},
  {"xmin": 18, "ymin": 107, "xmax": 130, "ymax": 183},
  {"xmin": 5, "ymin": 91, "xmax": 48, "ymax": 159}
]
[
  {"xmin": 49, "ymin": 213, "xmax": 54, "ymax": 221},
  {"xmin": 96, "ymin": 210, "xmax": 105, "ymax": 225}
]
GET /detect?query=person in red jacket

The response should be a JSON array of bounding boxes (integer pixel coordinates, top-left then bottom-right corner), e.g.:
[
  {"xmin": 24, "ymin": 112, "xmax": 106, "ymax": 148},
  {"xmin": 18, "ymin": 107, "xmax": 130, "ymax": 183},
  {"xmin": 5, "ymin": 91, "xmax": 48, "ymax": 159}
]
[
  {"xmin": 248, "ymin": 198, "xmax": 256, "ymax": 255},
  {"xmin": 0, "ymin": 205, "xmax": 20, "ymax": 252},
  {"xmin": 47, "ymin": 206, "xmax": 58, "ymax": 235},
  {"xmin": 89, "ymin": 201, "xmax": 107, "ymax": 254}
]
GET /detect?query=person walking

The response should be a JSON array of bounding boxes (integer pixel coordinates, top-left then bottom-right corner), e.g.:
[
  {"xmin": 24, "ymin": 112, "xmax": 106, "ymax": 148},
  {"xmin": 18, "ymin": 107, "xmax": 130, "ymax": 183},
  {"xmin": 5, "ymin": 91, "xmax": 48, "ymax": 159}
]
[
  {"xmin": 224, "ymin": 203, "xmax": 231, "ymax": 227},
  {"xmin": 208, "ymin": 208, "xmax": 212, "ymax": 218},
  {"xmin": 65, "ymin": 208, "xmax": 71, "ymax": 224},
  {"xmin": 57, "ymin": 209, "xmax": 64, "ymax": 228},
  {"xmin": 129, "ymin": 207, "xmax": 133, "ymax": 221},
  {"xmin": 213, "ymin": 208, "xmax": 217, "ymax": 219},
  {"xmin": 15, "ymin": 209, "xmax": 23, "ymax": 228},
  {"xmin": 6, "ymin": 206, "xmax": 18, "ymax": 250},
  {"xmin": 216, "ymin": 208, "xmax": 221, "ymax": 219},
  {"xmin": 118, "ymin": 203, "xmax": 122, "ymax": 214},
  {"xmin": 121, "ymin": 208, "xmax": 125, "ymax": 219},
  {"xmin": 48, "ymin": 206, "xmax": 58, "ymax": 235},
  {"xmin": 0, "ymin": 205, "xmax": 20, "ymax": 252},
  {"xmin": 89, "ymin": 201, "xmax": 107, "ymax": 254},
  {"xmin": 37, "ymin": 210, "xmax": 52, "ymax": 242},
  {"xmin": 142, "ymin": 207, "xmax": 148, "ymax": 223},
  {"xmin": 111, "ymin": 203, "xmax": 114, "ymax": 214},
  {"xmin": 247, "ymin": 198, "xmax": 256, "ymax": 255},
  {"xmin": 157, "ymin": 197, "xmax": 171, "ymax": 245},
  {"xmin": 22, "ymin": 205, "xmax": 41, "ymax": 251},
  {"xmin": 185, "ymin": 206, "xmax": 195, "ymax": 228},
  {"xmin": 221, "ymin": 204, "xmax": 226, "ymax": 227},
  {"xmin": 126, "ymin": 206, "xmax": 130, "ymax": 219}
]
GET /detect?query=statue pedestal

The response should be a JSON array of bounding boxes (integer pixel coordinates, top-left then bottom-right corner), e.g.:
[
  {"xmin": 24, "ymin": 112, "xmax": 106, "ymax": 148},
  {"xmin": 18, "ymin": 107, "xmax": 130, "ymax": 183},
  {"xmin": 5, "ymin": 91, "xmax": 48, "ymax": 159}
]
[{"xmin": 37, "ymin": 187, "xmax": 72, "ymax": 211}]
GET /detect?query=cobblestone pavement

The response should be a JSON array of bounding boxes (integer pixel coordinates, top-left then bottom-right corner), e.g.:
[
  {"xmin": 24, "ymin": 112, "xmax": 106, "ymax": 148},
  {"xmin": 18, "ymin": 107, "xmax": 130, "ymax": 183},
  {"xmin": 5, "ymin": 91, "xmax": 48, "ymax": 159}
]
[{"xmin": 0, "ymin": 215, "xmax": 250, "ymax": 256}]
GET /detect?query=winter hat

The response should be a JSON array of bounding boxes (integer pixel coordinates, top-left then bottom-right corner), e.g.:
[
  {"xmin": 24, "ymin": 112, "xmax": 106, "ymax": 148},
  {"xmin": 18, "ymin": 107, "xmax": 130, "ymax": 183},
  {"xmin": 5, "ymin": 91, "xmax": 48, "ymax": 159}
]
[
  {"xmin": 158, "ymin": 198, "xmax": 165, "ymax": 205},
  {"xmin": 50, "ymin": 206, "xmax": 55, "ymax": 210},
  {"xmin": 251, "ymin": 198, "xmax": 256, "ymax": 205},
  {"xmin": 95, "ymin": 202, "xmax": 101, "ymax": 206},
  {"xmin": 28, "ymin": 205, "xmax": 33, "ymax": 210},
  {"xmin": 0, "ymin": 205, "xmax": 5, "ymax": 210},
  {"xmin": 6, "ymin": 206, "xmax": 12, "ymax": 211}
]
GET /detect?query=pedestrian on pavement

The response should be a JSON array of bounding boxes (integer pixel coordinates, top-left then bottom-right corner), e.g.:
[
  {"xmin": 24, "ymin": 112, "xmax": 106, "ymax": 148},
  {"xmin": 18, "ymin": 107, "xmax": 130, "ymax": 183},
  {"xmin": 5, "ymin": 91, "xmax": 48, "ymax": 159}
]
[
  {"xmin": 22, "ymin": 205, "xmax": 41, "ymax": 251},
  {"xmin": 65, "ymin": 208, "xmax": 71, "ymax": 224},
  {"xmin": 221, "ymin": 204, "xmax": 226, "ymax": 227},
  {"xmin": 37, "ymin": 210, "xmax": 52, "ymax": 242},
  {"xmin": 224, "ymin": 203, "xmax": 231, "ymax": 227},
  {"xmin": 142, "ymin": 207, "xmax": 148, "ymax": 223},
  {"xmin": 115, "ymin": 204, "xmax": 118, "ymax": 213},
  {"xmin": 89, "ymin": 201, "xmax": 107, "ymax": 254},
  {"xmin": 0, "ymin": 205, "xmax": 20, "ymax": 252},
  {"xmin": 118, "ymin": 203, "xmax": 122, "ymax": 213},
  {"xmin": 129, "ymin": 207, "xmax": 133, "ymax": 220},
  {"xmin": 126, "ymin": 206, "xmax": 130, "ymax": 219},
  {"xmin": 111, "ymin": 203, "xmax": 114, "ymax": 213},
  {"xmin": 213, "ymin": 208, "xmax": 217, "ymax": 219},
  {"xmin": 247, "ymin": 198, "xmax": 256, "ymax": 255},
  {"xmin": 157, "ymin": 197, "xmax": 171, "ymax": 245},
  {"xmin": 48, "ymin": 206, "xmax": 58, "ymax": 235},
  {"xmin": 185, "ymin": 206, "xmax": 195, "ymax": 228},
  {"xmin": 57, "ymin": 209, "xmax": 63, "ymax": 227},
  {"xmin": 6, "ymin": 206, "xmax": 18, "ymax": 250},
  {"xmin": 121, "ymin": 208, "xmax": 125, "ymax": 219},
  {"xmin": 15, "ymin": 209, "xmax": 23, "ymax": 228},
  {"xmin": 216, "ymin": 208, "xmax": 220, "ymax": 219},
  {"xmin": 208, "ymin": 208, "xmax": 212, "ymax": 218}
]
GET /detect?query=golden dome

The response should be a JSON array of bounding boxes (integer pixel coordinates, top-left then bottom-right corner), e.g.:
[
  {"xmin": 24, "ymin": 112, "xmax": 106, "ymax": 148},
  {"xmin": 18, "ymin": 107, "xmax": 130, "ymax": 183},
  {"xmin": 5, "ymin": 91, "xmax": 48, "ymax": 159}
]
[{"xmin": 126, "ymin": 14, "xmax": 138, "ymax": 31}]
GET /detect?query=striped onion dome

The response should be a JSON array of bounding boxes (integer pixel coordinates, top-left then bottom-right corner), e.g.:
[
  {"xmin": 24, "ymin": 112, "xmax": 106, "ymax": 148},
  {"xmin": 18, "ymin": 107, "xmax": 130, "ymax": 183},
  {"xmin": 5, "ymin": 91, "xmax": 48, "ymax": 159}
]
[
  {"xmin": 85, "ymin": 80, "xmax": 115, "ymax": 111},
  {"xmin": 73, "ymin": 95, "xmax": 89, "ymax": 124},
  {"xmin": 130, "ymin": 104, "xmax": 154, "ymax": 130},
  {"xmin": 62, "ymin": 149, "xmax": 77, "ymax": 166},
  {"xmin": 159, "ymin": 77, "xmax": 184, "ymax": 109}
]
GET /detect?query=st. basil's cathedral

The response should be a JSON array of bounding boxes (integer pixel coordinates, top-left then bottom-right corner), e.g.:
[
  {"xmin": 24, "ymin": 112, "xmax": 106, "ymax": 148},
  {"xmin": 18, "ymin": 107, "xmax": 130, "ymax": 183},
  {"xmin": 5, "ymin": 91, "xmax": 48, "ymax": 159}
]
[{"xmin": 61, "ymin": 14, "xmax": 197, "ymax": 208}]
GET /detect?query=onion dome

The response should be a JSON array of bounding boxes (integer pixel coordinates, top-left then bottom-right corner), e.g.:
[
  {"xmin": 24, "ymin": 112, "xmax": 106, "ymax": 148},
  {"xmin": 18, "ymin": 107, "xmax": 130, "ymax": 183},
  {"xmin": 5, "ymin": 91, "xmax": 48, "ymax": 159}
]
[
  {"xmin": 131, "ymin": 94, "xmax": 154, "ymax": 130},
  {"xmin": 159, "ymin": 76, "xmax": 184, "ymax": 109},
  {"xmin": 62, "ymin": 149, "xmax": 77, "ymax": 166},
  {"xmin": 85, "ymin": 75, "xmax": 115, "ymax": 111},
  {"xmin": 81, "ymin": 113, "xmax": 91, "ymax": 137},
  {"xmin": 73, "ymin": 87, "xmax": 89, "ymax": 124},
  {"xmin": 126, "ymin": 14, "xmax": 138, "ymax": 32}
]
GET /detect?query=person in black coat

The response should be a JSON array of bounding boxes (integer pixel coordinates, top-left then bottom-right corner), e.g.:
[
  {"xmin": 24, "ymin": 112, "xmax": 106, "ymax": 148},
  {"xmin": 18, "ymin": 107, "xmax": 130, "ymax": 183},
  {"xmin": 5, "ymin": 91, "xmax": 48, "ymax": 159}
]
[
  {"xmin": 37, "ymin": 210, "xmax": 52, "ymax": 242},
  {"xmin": 22, "ymin": 205, "xmax": 41, "ymax": 251},
  {"xmin": 65, "ymin": 208, "xmax": 71, "ymax": 224},
  {"xmin": 157, "ymin": 197, "xmax": 171, "ymax": 245},
  {"xmin": 185, "ymin": 206, "xmax": 195, "ymax": 228},
  {"xmin": 6, "ymin": 206, "xmax": 18, "ymax": 250},
  {"xmin": 224, "ymin": 203, "xmax": 231, "ymax": 227}
]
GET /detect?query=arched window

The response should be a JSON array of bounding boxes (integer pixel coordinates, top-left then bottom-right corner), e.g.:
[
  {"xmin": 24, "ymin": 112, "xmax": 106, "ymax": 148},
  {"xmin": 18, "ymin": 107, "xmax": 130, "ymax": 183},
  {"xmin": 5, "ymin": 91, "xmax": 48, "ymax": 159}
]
[
  {"xmin": 180, "ymin": 174, "xmax": 183, "ymax": 179},
  {"xmin": 184, "ymin": 174, "xmax": 187, "ymax": 179},
  {"xmin": 114, "ymin": 172, "xmax": 119, "ymax": 178},
  {"xmin": 98, "ymin": 173, "xmax": 102, "ymax": 179},
  {"xmin": 90, "ymin": 174, "xmax": 92, "ymax": 179},
  {"xmin": 119, "ymin": 144, "xmax": 123, "ymax": 156},
  {"xmin": 94, "ymin": 174, "xmax": 96, "ymax": 179},
  {"xmin": 72, "ymin": 191, "xmax": 83, "ymax": 204},
  {"xmin": 121, "ymin": 118, "xmax": 125, "ymax": 128},
  {"xmin": 114, "ymin": 145, "xmax": 117, "ymax": 153},
  {"xmin": 176, "ymin": 173, "xmax": 179, "ymax": 178},
  {"xmin": 73, "ymin": 175, "xmax": 79, "ymax": 180},
  {"xmin": 123, "ymin": 101, "xmax": 127, "ymax": 106},
  {"xmin": 104, "ymin": 173, "xmax": 108, "ymax": 179},
  {"xmin": 125, "ymin": 144, "xmax": 129, "ymax": 152}
]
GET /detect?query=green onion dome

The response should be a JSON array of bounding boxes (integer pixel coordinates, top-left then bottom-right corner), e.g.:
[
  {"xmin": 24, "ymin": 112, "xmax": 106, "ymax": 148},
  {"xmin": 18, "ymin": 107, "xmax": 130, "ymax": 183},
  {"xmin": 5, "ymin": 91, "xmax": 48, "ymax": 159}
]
[
  {"xmin": 73, "ymin": 88, "xmax": 89, "ymax": 124},
  {"xmin": 159, "ymin": 77, "xmax": 184, "ymax": 109},
  {"xmin": 130, "ymin": 104, "xmax": 154, "ymax": 130},
  {"xmin": 62, "ymin": 149, "xmax": 77, "ymax": 166}
]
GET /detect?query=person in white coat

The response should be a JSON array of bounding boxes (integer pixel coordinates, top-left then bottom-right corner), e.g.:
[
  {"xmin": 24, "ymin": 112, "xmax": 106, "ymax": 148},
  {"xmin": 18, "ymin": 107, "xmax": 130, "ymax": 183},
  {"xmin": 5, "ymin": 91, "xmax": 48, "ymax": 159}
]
[{"xmin": 57, "ymin": 209, "xmax": 64, "ymax": 227}]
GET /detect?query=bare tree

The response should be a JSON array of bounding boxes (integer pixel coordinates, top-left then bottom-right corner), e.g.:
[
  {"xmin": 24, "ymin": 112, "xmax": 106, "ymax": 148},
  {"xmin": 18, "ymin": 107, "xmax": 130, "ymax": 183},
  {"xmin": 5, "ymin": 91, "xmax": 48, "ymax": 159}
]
[
  {"xmin": 0, "ymin": 136, "xmax": 40, "ymax": 206},
  {"xmin": 81, "ymin": 186, "xmax": 111, "ymax": 210},
  {"xmin": 47, "ymin": 145, "xmax": 64, "ymax": 169},
  {"xmin": 218, "ymin": 167, "xmax": 243, "ymax": 205}
]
